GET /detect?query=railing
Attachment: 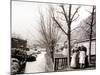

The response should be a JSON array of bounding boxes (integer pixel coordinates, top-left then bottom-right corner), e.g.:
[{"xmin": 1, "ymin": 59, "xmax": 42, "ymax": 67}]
[
  {"xmin": 54, "ymin": 57, "xmax": 67, "ymax": 71},
  {"xmin": 54, "ymin": 55, "xmax": 96, "ymax": 71}
]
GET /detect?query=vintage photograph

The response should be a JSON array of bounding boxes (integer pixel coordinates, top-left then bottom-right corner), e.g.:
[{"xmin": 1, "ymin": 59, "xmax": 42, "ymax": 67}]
[{"xmin": 11, "ymin": 0, "xmax": 96, "ymax": 75}]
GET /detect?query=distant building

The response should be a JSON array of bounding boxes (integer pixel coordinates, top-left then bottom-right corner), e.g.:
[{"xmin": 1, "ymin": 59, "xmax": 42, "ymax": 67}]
[
  {"xmin": 77, "ymin": 38, "xmax": 96, "ymax": 55},
  {"xmin": 71, "ymin": 12, "xmax": 96, "ymax": 55},
  {"xmin": 12, "ymin": 38, "xmax": 29, "ymax": 51}
]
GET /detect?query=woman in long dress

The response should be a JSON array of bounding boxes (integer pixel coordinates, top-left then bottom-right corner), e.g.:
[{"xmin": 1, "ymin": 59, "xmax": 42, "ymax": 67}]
[
  {"xmin": 70, "ymin": 46, "xmax": 79, "ymax": 68},
  {"xmin": 62, "ymin": 41, "xmax": 68, "ymax": 57},
  {"xmin": 79, "ymin": 45, "xmax": 87, "ymax": 69}
]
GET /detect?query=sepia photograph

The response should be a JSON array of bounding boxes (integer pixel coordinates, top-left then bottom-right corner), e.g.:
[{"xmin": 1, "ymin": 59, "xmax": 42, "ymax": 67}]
[{"xmin": 11, "ymin": 0, "xmax": 96, "ymax": 75}]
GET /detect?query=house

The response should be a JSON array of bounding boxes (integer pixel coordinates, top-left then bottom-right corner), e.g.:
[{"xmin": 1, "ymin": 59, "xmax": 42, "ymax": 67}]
[{"xmin": 71, "ymin": 12, "xmax": 96, "ymax": 56}]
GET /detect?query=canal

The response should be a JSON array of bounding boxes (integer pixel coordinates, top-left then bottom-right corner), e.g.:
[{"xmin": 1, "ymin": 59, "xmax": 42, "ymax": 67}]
[{"xmin": 25, "ymin": 51, "xmax": 47, "ymax": 73}]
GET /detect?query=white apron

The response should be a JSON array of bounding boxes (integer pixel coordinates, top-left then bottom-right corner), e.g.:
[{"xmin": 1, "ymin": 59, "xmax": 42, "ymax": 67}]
[
  {"xmin": 70, "ymin": 52, "xmax": 77, "ymax": 67},
  {"xmin": 79, "ymin": 51, "xmax": 86, "ymax": 64}
]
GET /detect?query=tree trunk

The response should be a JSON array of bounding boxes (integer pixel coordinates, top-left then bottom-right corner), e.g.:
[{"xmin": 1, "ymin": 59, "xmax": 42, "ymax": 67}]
[
  {"xmin": 67, "ymin": 25, "xmax": 71, "ymax": 68},
  {"xmin": 88, "ymin": 32, "xmax": 92, "ymax": 64},
  {"xmin": 67, "ymin": 4, "xmax": 71, "ymax": 68},
  {"xmin": 51, "ymin": 48, "xmax": 54, "ymax": 62},
  {"xmin": 88, "ymin": 6, "xmax": 95, "ymax": 65},
  {"xmin": 51, "ymin": 52, "xmax": 54, "ymax": 62}
]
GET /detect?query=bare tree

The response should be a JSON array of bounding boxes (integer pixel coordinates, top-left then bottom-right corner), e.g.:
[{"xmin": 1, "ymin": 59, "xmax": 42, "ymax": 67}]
[
  {"xmin": 37, "ymin": 7, "xmax": 61, "ymax": 62},
  {"xmin": 53, "ymin": 4, "xmax": 80, "ymax": 67},
  {"xmin": 81, "ymin": 6, "xmax": 96, "ymax": 64}
]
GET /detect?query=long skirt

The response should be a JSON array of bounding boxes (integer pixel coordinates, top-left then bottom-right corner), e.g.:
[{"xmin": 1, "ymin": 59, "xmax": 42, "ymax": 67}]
[
  {"xmin": 79, "ymin": 51, "xmax": 86, "ymax": 64},
  {"xmin": 70, "ymin": 53, "xmax": 78, "ymax": 68}
]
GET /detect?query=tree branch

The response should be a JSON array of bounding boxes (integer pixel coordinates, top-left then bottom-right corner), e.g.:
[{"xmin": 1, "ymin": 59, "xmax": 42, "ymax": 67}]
[
  {"xmin": 53, "ymin": 17, "xmax": 68, "ymax": 36},
  {"xmin": 93, "ymin": 22, "xmax": 96, "ymax": 25},
  {"xmin": 60, "ymin": 5, "xmax": 69, "ymax": 23},
  {"xmin": 80, "ymin": 25, "xmax": 90, "ymax": 35},
  {"xmin": 86, "ymin": 22, "xmax": 91, "ymax": 26},
  {"xmin": 71, "ymin": 14, "xmax": 79, "ymax": 22},
  {"xmin": 71, "ymin": 7, "xmax": 80, "ymax": 21},
  {"xmin": 71, "ymin": 26, "xmax": 80, "ymax": 32},
  {"xmin": 56, "ymin": 10, "xmax": 64, "ymax": 14}
]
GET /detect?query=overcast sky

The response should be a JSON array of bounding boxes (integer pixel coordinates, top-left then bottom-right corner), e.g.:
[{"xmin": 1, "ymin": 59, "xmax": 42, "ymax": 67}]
[{"xmin": 12, "ymin": 0, "xmax": 93, "ymax": 45}]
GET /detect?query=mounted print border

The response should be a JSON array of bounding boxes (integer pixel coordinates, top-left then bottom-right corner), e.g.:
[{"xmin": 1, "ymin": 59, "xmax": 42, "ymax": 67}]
[{"xmin": 11, "ymin": 0, "xmax": 96, "ymax": 75}]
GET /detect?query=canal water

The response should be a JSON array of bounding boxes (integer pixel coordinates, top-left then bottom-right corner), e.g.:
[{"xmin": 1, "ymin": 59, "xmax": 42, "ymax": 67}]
[{"xmin": 25, "ymin": 51, "xmax": 47, "ymax": 73}]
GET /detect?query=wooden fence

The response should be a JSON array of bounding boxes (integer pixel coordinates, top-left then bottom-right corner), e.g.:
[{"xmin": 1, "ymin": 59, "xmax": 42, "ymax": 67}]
[{"xmin": 54, "ymin": 57, "xmax": 67, "ymax": 71}]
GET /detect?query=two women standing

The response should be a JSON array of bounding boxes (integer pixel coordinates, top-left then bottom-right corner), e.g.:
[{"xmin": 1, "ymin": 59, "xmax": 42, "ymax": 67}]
[{"xmin": 70, "ymin": 44, "xmax": 87, "ymax": 69}]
